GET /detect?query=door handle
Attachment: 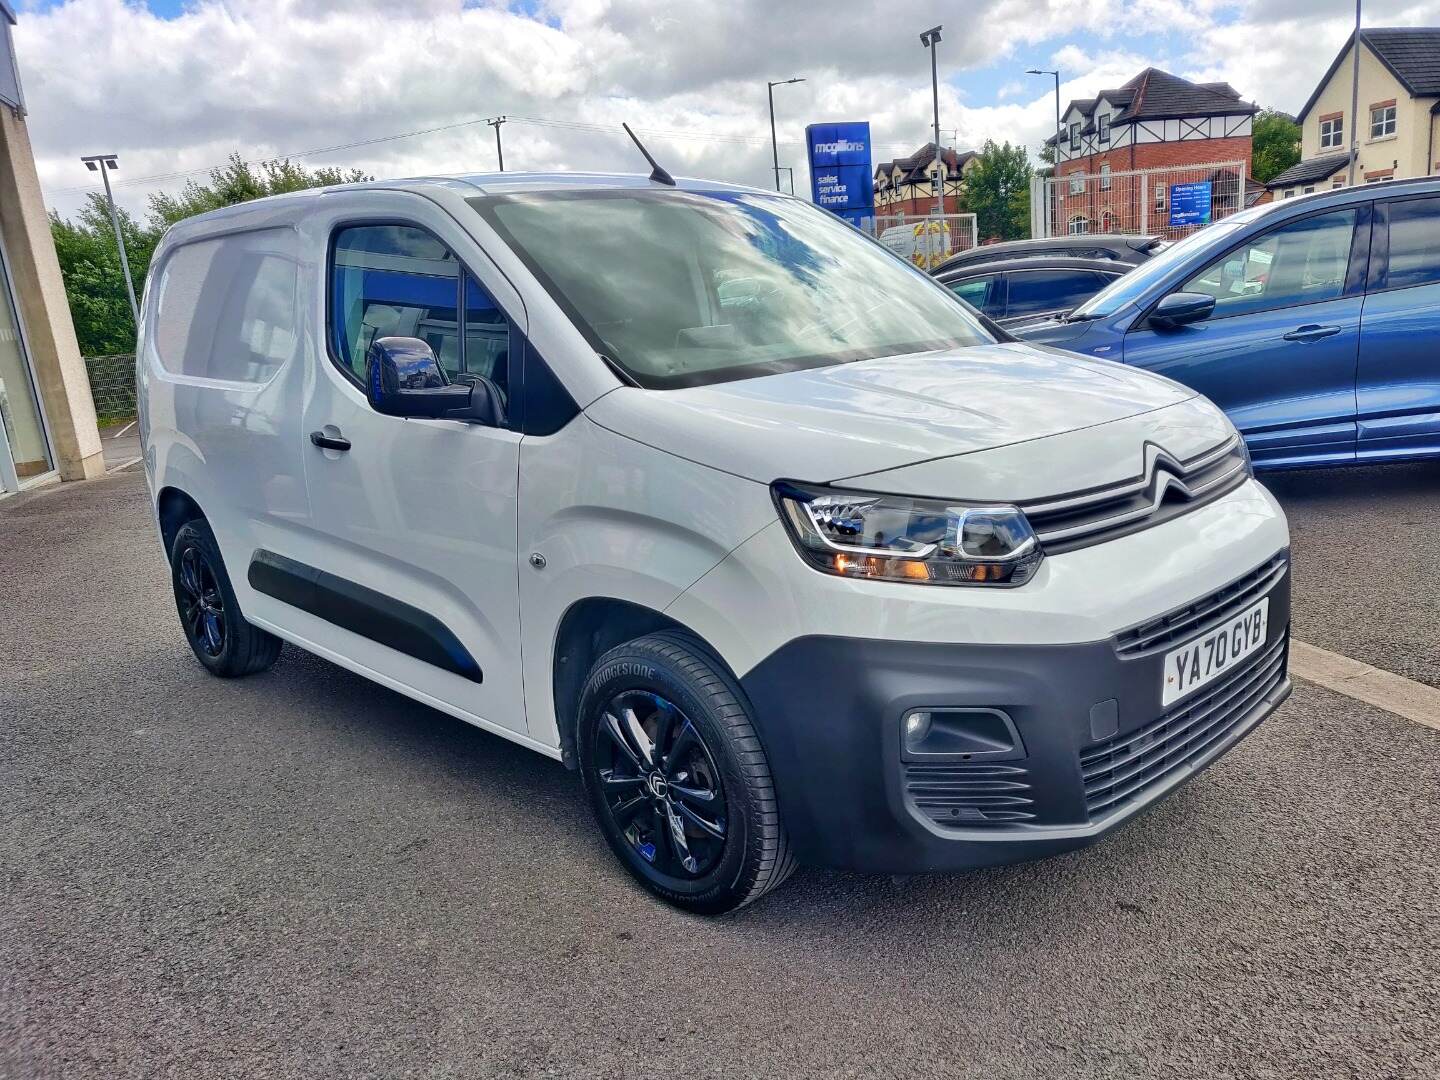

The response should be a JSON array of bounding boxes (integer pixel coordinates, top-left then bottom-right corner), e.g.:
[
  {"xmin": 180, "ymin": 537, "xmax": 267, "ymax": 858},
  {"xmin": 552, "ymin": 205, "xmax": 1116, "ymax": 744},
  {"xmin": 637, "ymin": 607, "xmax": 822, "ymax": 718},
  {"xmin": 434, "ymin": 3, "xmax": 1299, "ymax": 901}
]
[
  {"xmin": 1282, "ymin": 324, "xmax": 1341, "ymax": 343},
  {"xmin": 309, "ymin": 430, "xmax": 351, "ymax": 452}
]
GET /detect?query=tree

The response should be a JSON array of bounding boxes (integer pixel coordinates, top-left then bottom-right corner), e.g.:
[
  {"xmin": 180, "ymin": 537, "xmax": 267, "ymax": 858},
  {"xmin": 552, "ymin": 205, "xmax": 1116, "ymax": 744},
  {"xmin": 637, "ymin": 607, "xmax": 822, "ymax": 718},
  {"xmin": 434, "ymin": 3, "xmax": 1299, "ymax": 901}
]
[
  {"xmin": 51, "ymin": 154, "xmax": 372, "ymax": 355},
  {"xmin": 958, "ymin": 140, "xmax": 1033, "ymax": 242},
  {"xmin": 1251, "ymin": 109, "xmax": 1301, "ymax": 185}
]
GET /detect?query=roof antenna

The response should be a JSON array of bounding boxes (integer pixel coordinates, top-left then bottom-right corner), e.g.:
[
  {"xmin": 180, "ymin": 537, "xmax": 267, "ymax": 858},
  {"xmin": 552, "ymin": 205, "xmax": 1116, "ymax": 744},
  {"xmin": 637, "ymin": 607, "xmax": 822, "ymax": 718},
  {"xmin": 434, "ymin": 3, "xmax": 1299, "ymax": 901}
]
[{"xmin": 623, "ymin": 123, "xmax": 676, "ymax": 186}]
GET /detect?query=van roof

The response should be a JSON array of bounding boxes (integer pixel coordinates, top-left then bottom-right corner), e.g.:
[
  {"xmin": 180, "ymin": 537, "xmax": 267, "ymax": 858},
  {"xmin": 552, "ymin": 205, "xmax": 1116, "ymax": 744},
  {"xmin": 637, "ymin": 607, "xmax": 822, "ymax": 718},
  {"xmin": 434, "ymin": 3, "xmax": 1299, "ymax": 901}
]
[{"xmin": 167, "ymin": 170, "xmax": 771, "ymax": 230}]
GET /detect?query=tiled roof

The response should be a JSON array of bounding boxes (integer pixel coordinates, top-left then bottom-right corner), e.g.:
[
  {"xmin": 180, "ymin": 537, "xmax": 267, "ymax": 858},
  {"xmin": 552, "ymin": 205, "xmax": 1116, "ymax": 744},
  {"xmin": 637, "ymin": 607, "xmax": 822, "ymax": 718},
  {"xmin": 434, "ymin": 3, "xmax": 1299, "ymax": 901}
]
[
  {"xmin": 1299, "ymin": 28, "xmax": 1440, "ymax": 120},
  {"xmin": 1265, "ymin": 151, "xmax": 1352, "ymax": 189},
  {"xmin": 873, "ymin": 143, "xmax": 976, "ymax": 180},
  {"xmin": 1060, "ymin": 68, "xmax": 1256, "ymax": 126}
]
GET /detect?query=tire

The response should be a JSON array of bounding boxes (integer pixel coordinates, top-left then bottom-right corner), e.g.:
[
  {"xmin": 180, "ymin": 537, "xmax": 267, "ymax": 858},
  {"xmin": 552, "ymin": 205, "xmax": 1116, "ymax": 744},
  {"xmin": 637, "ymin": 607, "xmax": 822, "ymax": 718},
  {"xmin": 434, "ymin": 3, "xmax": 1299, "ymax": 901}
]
[
  {"xmin": 169, "ymin": 518, "xmax": 282, "ymax": 678},
  {"xmin": 578, "ymin": 631, "xmax": 796, "ymax": 914}
]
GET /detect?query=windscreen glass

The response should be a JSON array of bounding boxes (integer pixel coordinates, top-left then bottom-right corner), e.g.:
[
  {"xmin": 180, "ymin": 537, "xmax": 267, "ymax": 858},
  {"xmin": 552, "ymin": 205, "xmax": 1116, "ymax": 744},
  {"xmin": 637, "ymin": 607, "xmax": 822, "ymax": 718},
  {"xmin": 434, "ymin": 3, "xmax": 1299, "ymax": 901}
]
[{"xmin": 471, "ymin": 190, "xmax": 993, "ymax": 389}]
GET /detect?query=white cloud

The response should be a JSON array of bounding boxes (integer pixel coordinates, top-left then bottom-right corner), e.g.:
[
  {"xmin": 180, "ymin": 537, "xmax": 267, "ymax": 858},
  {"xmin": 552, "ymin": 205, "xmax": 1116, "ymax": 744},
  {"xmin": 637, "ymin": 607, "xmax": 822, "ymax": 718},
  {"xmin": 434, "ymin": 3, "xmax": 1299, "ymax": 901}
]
[{"xmin": 17, "ymin": 0, "xmax": 1440, "ymax": 221}]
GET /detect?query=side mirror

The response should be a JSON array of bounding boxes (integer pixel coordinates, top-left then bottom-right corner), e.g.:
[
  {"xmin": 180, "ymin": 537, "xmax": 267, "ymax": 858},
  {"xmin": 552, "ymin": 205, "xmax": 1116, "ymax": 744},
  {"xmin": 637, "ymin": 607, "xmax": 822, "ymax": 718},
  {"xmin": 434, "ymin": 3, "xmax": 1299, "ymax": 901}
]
[
  {"xmin": 1150, "ymin": 292, "xmax": 1216, "ymax": 330},
  {"xmin": 364, "ymin": 336, "xmax": 503, "ymax": 425}
]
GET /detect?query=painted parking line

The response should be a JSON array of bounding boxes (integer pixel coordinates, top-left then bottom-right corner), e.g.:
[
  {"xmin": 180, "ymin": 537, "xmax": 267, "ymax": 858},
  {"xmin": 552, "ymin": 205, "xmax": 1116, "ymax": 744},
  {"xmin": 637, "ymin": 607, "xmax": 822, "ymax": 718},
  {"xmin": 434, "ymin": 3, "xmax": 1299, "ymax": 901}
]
[
  {"xmin": 106, "ymin": 456, "xmax": 142, "ymax": 474},
  {"xmin": 1290, "ymin": 640, "xmax": 1440, "ymax": 734},
  {"xmin": 110, "ymin": 421, "xmax": 137, "ymax": 439}
]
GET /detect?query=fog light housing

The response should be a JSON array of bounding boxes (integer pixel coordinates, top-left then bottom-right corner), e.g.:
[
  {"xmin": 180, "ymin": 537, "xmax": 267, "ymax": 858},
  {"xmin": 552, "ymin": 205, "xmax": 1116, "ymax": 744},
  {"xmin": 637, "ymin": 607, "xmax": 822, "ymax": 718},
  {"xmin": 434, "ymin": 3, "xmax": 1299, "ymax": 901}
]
[{"xmin": 900, "ymin": 708, "xmax": 1025, "ymax": 760}]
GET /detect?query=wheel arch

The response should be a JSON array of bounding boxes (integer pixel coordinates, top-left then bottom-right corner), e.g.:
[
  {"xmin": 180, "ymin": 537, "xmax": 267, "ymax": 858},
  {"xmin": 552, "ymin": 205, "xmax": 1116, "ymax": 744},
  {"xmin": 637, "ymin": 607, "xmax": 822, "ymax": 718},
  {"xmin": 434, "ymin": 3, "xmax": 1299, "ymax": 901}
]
[
  {"xmin": 157, "ymin": 486, "xmax": 207, "ymax": 557},
  {"xmin": 551, "ymin": 597, "xmax": 734, "ymax": 770}
]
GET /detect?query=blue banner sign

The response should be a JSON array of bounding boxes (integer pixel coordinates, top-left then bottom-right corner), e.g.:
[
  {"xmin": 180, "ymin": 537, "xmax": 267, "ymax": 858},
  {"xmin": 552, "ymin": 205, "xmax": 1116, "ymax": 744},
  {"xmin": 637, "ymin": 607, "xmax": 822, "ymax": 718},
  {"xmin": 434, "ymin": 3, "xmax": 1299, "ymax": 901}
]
[
  {"xmin": 806, "ymin": 122, "xmax": 874, "ymax": 227},
  {"xmin": 1169, "ymin": 181, "xmax": 1213, "ymax": 228}
]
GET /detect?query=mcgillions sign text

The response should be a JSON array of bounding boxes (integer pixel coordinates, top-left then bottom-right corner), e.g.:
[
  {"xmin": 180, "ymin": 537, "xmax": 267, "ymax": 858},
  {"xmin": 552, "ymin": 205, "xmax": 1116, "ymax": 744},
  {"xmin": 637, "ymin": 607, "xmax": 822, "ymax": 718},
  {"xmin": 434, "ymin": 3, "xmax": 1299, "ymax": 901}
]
[{"xmin": 805, "ymin": 122, "xmax": 874, "ymax": 227}]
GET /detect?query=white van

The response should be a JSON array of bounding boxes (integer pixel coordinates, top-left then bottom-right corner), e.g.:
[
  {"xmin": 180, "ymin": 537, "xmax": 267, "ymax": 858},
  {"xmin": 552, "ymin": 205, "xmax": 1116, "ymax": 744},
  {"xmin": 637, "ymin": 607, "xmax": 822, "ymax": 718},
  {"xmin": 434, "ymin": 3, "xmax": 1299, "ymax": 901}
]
[{"xmin": 138, "ymin": 172, "xmax": 1292, "ymax": 913}]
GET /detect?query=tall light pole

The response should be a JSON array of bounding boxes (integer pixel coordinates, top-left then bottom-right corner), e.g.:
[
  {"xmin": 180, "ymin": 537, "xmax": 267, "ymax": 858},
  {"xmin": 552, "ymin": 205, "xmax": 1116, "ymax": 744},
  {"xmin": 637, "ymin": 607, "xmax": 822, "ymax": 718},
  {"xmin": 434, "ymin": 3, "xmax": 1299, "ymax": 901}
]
[
  {"xmin": 1347, "ymin": 0, "xmax": 1362, "ymax": 186},
  {"xmin": 767, "ymin": 77, "xmax": 806, "ymax": 192},
  {"xmin": 920, "ymin": 26, "xmax": 945, "ymax": 216},
  {"xmin": 81, "ymin": 154, "xmax": 139, "ymax": 327},
  {"xmin": 1026, "ymin": 68, "xmax": 1062, "ymax": 165},
  {"xmin": 488, "ymin": 116, "xmax": 507, "ymax": 171}
]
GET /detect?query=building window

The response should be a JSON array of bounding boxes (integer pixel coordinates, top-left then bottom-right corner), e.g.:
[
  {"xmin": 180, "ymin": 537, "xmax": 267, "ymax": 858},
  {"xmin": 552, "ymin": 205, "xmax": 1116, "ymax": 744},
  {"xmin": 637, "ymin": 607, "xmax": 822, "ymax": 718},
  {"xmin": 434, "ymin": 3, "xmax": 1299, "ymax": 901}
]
[
  {"xmin": 1303, "ymin": 185, "xmax": 1316, "ymax": 194},
  {"xmin": 1100, "ymin": 164, "xmax": 1111, "ymax": 190},
  {"xmin": 1365, "ymin": 172, "xmax": 1394, "ymax": 184},
  {"xmin": 1332, "ymin": 179, "xmax": 1344, "ymax": 189},
  {"xmin": 1097, "ymin": 114, "xmax": 1111, "ymax": 144},
  {"xmin": 1069, "ymin": 123, "xmax": 1080, "ymax": 150},
  {"xmin": 1283, "ymin": 190, "xmax": 1295, "ymax": 198},
  {"xmin": 1068, "ymin": 216, "xmax": 1090, "ymax": 235},
  {"xmin": 1370, "ymin": 104, "xmax": 1396, "ymax": 139},
  {"xmin": 1320, "ymin": 116, "xmax": 1343, "ymax": 150},
  {"xmin": 1153, "ymin": 185, "xmax": 1166, "ymax": 214},
  {"xmin": 1069, "ymin": 175, "xmax": 1085, "ymax": 195}
]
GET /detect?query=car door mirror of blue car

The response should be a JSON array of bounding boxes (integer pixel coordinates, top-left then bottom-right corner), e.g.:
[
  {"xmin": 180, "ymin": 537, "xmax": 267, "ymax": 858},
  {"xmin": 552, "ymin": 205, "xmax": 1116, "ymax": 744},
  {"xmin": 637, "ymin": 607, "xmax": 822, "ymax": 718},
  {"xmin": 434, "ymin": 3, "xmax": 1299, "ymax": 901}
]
[
  {"xmin": 1149, "ymin": 292, "xmax": 1216, "ymax": 330},
  {"xmin": 364, "ymin": 336, "xmax": 505, "ymax": 426}
]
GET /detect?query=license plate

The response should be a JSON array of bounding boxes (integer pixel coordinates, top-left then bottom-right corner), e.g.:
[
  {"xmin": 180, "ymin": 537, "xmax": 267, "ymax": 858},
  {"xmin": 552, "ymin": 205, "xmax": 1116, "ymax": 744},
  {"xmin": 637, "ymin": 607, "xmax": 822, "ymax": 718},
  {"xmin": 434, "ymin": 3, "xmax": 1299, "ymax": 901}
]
[{"xmin": 1162, "ymin": 597, "xmax": 1269, "ymax": 707}]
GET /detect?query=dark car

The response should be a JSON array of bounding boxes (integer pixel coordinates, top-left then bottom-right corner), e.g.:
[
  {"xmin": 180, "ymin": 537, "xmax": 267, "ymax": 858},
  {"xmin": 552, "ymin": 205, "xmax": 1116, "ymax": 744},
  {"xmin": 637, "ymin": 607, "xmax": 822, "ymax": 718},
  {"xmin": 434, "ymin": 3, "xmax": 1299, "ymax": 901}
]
[
  {"xmin": 1014, "ymin": 177, "xmax": 1440, "ymax": 471},
  {"xmin": 933, "ymin": 233, "xmax": 1167, "ymax": 274},
  {"xmin": 935, "ymin": 256, "xmax": 1131, "ymax": 328}
]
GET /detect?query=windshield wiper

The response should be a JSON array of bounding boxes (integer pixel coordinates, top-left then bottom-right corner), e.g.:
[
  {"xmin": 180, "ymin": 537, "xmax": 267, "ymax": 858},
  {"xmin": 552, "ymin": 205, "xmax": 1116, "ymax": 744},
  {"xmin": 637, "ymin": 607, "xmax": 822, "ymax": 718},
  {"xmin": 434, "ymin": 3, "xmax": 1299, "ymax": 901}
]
[{"xmin": 1063, "ymin": 311, "xmax": 1101, "ymax": 323}]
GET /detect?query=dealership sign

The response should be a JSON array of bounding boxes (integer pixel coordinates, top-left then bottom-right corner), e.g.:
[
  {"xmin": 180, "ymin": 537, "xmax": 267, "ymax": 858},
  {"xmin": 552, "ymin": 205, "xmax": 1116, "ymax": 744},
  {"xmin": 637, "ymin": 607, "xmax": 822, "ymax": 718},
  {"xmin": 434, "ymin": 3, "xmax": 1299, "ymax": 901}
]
[
  {"xmin": 1169, "ymin": 181, "xmax": 1213, "ymax": 228},
  {"xmin": 806, "ymin": 122, "xmax": 874, "ymax": 227}
]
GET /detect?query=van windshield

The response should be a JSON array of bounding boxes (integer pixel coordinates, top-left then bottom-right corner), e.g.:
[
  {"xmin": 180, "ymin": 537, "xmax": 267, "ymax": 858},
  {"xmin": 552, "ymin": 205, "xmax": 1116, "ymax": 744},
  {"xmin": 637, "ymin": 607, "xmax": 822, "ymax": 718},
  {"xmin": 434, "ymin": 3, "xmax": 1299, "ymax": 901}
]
[{"xmin": 469, "ymin": 189, "xmax": 993, "ymax": 389}]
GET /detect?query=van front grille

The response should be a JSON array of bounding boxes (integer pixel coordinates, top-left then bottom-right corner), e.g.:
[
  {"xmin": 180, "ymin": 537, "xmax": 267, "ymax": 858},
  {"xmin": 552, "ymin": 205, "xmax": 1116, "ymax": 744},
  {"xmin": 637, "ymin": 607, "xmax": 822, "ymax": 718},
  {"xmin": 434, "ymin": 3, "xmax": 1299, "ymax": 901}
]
[
  {"xmin": 1081, "ymin": 634, "xmax": 1287, "ymax": 818},
  {"xmin": 1114, "ymin": 553, "xmax": 1289, "ymax": 659},
  {"xmin": 1020, "ymin": 436, "xmax": 1249, "ymax": 555}
]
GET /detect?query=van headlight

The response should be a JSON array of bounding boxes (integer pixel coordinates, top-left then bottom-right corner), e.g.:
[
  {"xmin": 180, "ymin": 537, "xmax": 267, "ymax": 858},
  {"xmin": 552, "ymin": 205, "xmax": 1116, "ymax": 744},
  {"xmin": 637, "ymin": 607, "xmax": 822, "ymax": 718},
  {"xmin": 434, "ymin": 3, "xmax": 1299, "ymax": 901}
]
[{"xmin": 772, "ymin": 481, "xmax": 1043, "ymax": 587}]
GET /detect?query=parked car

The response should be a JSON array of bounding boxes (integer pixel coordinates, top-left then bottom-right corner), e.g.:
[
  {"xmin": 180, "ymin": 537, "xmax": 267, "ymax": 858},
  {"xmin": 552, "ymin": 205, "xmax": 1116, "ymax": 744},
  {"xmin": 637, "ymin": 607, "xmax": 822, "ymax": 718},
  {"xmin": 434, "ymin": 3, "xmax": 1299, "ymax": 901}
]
[
  {"xmin": 935, "ymin": 256, "xmax": 1131, "ymax": 329},
  {"xmin": 138, "ymin": 172, "xmax": 1291, "ymax": 914},
  {"xmin": 932, "ymin": 233, "xmax": 1167, "ymax": 274},
  {"xmin": 1016, "ymin": 178, "xmax": 1440, "ymax": 470}
]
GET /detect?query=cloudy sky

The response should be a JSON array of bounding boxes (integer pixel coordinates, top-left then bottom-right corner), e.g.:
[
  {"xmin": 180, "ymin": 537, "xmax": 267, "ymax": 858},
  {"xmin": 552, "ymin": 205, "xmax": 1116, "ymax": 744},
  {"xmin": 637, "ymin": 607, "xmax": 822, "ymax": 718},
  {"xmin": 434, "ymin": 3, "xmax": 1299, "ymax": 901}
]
[{"xmin": 17, "ymin": 0, "xmax": 1440, "ymax": 221}]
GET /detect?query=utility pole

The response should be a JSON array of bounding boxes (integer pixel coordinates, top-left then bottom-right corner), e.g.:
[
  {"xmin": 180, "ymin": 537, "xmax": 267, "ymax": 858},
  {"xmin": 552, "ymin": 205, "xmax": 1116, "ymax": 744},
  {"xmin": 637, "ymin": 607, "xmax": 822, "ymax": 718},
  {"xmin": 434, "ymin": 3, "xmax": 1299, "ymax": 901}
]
[
  {"xmin": 1347, "ymin": 0, "xmax": 1362, "ymax": 186},
  {"xmin": 488, "ymin": 116, "xmax": 507, "ymax": 172},
  {"xmin": 920, "ymin": 26, "xmax": 945, "ymax": 216},
  {"xmin": 767, "ymin": 78, "xmax": 806, "ymax": 192},
  {"xmin": 80, "ymin": 154, "xmax": 139, "ymax": 328}
]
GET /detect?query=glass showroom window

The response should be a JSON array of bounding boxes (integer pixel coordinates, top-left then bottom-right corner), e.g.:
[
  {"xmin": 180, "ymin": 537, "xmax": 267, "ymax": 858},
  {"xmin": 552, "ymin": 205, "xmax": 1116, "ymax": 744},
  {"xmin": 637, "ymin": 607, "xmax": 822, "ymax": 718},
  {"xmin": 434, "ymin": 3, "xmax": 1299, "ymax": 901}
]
[
  {"xmin": 1370, "ymin": 105, "xmax": 1396, "ymax": 139},
  {"xmin": 1320, "ymin": 116, "xmax": 1343, "ymax": 149},
  {"xmin": 0, "ymin": 237, "xmax": 52, "ymax": 490}
]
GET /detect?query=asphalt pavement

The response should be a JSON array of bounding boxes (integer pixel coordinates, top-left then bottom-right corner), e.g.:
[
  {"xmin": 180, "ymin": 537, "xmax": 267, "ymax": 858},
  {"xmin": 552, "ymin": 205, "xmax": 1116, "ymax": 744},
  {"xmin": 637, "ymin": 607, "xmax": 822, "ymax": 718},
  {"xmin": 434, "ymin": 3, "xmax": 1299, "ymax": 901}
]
[{"xmin": 2, "ymin": 467, "xmax": 1438, "ymax": 1080}]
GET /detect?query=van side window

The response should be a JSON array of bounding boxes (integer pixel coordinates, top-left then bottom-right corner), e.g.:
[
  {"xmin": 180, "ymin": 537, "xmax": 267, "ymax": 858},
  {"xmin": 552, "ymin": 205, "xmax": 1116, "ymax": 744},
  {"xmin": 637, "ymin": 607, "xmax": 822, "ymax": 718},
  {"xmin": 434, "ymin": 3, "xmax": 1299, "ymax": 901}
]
[
  {"xmin": 153, "ymin": 229, "xmax": 299, "ymax": 383},
  {"xmin": 1383, "ymin": 197, "xmax": 1440, "ymax": 291},
  {"xmin": 329, "ymin": 225, "xmax": 511, "ymax": 401}
]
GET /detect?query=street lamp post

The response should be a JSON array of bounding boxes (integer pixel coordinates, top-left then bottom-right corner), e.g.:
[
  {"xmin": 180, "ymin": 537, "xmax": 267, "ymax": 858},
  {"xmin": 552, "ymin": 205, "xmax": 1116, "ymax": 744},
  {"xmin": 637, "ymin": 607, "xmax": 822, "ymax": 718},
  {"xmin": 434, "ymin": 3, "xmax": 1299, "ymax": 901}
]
[
  {"xmin": 1026, "ymin": 68, "xmax": 1062, "ymax": 239},
  {"xmin": 920, "ymin": 26, "xmax": 945, "ymax": 216},
  {"xmin": 767, "ymin": 77, "xmax": 806, "ymax": 192},
  {"xmin": 80, "ymin": 154, "xmax": 139, "ymax": 327},
  {"xmin": 1025, "ymin": 68, "xmax": 1062, "ymax": 166}
]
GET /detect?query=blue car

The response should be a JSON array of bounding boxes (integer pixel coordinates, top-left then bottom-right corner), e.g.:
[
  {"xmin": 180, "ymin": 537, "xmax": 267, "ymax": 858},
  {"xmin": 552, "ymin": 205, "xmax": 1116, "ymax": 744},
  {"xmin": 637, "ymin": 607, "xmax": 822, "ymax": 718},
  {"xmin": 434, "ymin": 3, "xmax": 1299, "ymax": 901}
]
[{"xmin": 1018, "ymin": 178, "xmax": 1440, "ymax": 470}]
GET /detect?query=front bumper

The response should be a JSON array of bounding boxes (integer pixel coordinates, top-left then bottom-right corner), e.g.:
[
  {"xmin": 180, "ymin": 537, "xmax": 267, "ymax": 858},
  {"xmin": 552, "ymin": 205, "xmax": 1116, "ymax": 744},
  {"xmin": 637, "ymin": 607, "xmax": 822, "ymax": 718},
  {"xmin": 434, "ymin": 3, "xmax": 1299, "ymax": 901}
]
[{"xmin": 738, "ymin": 562, "xmax": 1292, "ymax": 874}]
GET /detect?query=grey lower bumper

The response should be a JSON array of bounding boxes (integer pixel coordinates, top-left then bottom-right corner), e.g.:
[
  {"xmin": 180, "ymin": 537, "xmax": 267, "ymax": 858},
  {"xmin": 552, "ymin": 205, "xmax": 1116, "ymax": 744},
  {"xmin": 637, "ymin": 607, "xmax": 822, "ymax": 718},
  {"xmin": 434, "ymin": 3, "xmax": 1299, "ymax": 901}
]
[{"xmin": 738, "ymin": 565, "xmax": 1292, "ymax": 874}]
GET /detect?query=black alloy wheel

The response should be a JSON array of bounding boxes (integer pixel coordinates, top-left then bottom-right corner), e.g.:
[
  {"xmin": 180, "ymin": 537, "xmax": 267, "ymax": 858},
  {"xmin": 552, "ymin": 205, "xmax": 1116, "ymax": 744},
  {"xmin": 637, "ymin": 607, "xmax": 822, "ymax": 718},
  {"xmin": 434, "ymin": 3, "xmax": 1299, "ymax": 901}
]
[
  {"xmin": 177, "ymin": 543, "xmax": 227, "ymax": 658},
  {"xmin": 596, "ymin": 689, "xmax": 728, "ymax": 879},
  {"xmin": 578, "ymin": 632, "xmax": 795, "ymax": 914}
]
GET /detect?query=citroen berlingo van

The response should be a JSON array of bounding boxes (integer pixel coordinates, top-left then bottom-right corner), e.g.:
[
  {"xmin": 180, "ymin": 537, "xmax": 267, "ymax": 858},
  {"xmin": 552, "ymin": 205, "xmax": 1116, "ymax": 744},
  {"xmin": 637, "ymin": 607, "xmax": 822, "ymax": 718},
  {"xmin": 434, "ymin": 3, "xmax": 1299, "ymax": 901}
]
[{"xmin": 139, "ymin": 171, "xmax": 1292, "ymax": 913}]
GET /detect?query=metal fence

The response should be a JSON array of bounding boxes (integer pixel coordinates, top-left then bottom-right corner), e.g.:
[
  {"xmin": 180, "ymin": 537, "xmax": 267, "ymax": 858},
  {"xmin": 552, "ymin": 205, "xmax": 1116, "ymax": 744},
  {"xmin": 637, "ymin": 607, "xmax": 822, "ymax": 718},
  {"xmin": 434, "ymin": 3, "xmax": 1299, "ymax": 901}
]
[
  {"xmin": 1031, "ymin": 161, "xmax": 1247, "ymax": 242},
  {"xmin": 863, "ymin": 213, "xmax": 979, "ymax": 270},
  {"xmin": 85, "ymin": 354, "xmax": 137, "ymax": 425}
]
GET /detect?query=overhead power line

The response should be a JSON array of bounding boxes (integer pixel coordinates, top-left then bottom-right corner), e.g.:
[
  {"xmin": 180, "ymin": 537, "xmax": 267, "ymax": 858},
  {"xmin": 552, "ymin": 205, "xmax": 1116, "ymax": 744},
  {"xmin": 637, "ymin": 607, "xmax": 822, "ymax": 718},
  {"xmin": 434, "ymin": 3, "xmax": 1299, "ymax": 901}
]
[{"xmin": 51, "ymin": 113, "xmax": 921, "ymax": 198}]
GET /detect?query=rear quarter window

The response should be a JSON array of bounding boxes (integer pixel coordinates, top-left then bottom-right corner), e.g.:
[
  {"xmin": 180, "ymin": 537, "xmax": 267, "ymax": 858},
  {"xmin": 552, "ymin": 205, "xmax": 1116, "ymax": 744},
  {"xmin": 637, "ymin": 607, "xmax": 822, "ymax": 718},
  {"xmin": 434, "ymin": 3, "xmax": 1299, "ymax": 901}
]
[{"xmin": 153, "ymin": 228, "xmax": 300, "ymax": 384}]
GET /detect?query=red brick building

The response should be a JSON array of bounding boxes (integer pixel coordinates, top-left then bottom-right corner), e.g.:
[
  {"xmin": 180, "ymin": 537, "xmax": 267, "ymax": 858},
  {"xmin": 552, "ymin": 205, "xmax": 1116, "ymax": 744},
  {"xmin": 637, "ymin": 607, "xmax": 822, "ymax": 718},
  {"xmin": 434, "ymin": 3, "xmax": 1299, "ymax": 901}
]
[
  {"xmin": 1044, "ymin": 68, "xmax": 1260, "ymax": 235},
  {"xmin": 872, "ymin": 144, "xmax": 978, "ymax": 218}
]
